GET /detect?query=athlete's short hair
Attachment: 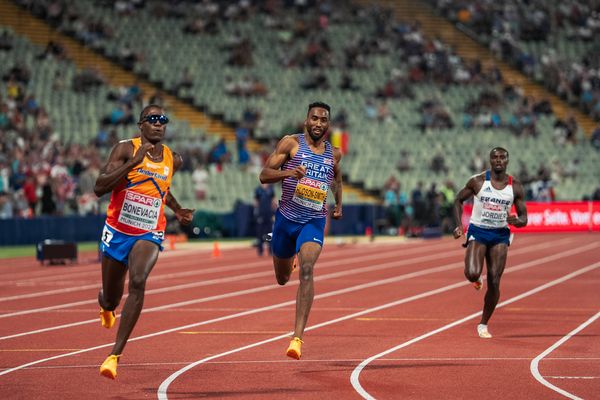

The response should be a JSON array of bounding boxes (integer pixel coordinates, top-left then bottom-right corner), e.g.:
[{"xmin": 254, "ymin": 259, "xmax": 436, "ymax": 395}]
[
  {"xmin": 307, "ymin": 101, "xmax": 331, "ymax": 115},
  {"xmin": 490, "ymin": 147, "xmax": 509, "ymax": 158},
  {"xmin": 138, "ymin": 104, "xmax": 163, "ymax": 122}
]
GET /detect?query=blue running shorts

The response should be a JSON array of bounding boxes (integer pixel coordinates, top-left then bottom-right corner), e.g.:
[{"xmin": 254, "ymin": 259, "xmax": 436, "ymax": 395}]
[
  {"xmin": 271, "ymin": 210, "xmax": 326, "ymax": 259},
  {"xmin": 100, "ymin": 224, "xmax": 164, "ymax": 265},
  {"xmin": 464, "ymin": 223, "xmax": 511, "ymax": 247}
]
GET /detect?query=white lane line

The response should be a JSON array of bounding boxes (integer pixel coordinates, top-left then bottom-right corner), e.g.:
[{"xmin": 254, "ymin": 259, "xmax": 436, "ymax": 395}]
[
  {"xmin": 0, "ymin": 239, "xmax": 439, "ymax": 288},
  {"xmin": 6, "ymin": 357, "xmax": 599, "ymax": 372},
  {"xmin": 0, "ymin": 243, "xmax": 407, "ymax": 312},
  {"xmin": 0, "ymin": 235, "xmax": 549, "ymax": 300},
  {"xmin": 544, "ymin": 376, "xmax": 599, "ymax": 380},
  {"xmin": 0, "ymin": 244, "xmax": 465, "ymax": 338},
  {"xmin": 0, "ymin": 242, "xmax": 385, "ymax": 301},
  {"xmin": 350, "ymin": 262, "xmax": 600, "ymax": 400},
  {"xmin": 530, "ymin": 311, "xmax": 600, "ymax": 400},
  {"xmin": 0, "ymin": 236, "xmax": 569, "ymax": 317},
  {"xmin": 3, "ymin": 238, "xmax": 584, "ymax": 340},
  {"xmin": 155, "ymin": 247, "xmax": 599, "ymax": 399},
  {"xmin": 0, "ymin": 241, "xmax": 595, "ymax": 380},
  {"xmin": 0, "ymin": 252, "xmax": 465, "ymax": 341}
]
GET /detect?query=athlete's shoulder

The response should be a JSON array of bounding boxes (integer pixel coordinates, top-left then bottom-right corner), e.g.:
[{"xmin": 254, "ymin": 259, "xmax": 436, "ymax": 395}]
[
  {"xmin": 109, "ymin": 138, "xmax": 135, "ymax": 157},
  {"xmin": 286, "ymin": 133, "xmax": 302, "ymax": 141},
  {"xmin": 509, "ymin": 175, "xmax": 525, "ymax": 193},
  {"xmin": 278, "ymin": 134, "xmax": 301, "ymax": 148},
  {"xmin": 331, "ymin": 145, "xmax": 342, "ymax": 161},
  {"xmin": 469, "ymin": 171, "xmax": 486, "ymax": 183},
  {"xmin": 509, "ymin": 174, "xmax": 522, "ymax": 185}
]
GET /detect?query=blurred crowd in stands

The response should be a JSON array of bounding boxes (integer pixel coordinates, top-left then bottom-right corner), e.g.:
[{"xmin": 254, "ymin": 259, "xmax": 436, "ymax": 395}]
[
  {"xmin": 432, "ymin": 0, "xmax": 600, "ymax": 121},
  {"xmin": 1, "ymin": 0, "xmax": 600, "ymax": 230}
]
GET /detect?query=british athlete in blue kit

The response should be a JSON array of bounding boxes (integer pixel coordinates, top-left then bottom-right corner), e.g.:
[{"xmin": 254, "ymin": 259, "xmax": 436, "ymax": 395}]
[{"xmin": 259, "ymin": 102, "xmax": 343, "ymax": 360}]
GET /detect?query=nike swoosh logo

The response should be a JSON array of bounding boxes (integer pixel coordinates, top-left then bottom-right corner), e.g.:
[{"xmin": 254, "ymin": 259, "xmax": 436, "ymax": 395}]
[{"xmin": 313, "ymin": 238, "xmax": 322, "ymax": 243}]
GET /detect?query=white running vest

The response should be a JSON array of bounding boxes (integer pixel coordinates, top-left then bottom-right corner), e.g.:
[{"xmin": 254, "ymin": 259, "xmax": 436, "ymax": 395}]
[{"xmin": 470, "ymin": 171, "xmax": 514, "ymax": 229}]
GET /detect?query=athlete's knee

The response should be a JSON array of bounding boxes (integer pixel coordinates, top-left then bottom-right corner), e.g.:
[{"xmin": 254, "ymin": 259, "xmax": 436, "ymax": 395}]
[
  {"xmin": 299, "ymin": 263, "xmax": 314, "ymax": 282},
  {"xmin": 275, "ymin": 273, "xmax": 290, "ymax": 286},
  {"xmin": 464, "ymin": 268, "xmax": 479, "ymax": 283},
  {"xmin": 128, "ymin": 275, "xmax": 148, "ymax": 293},
  {"xmin": 488, "ymin": 275, "xmax": 502, "ymax": 290}
]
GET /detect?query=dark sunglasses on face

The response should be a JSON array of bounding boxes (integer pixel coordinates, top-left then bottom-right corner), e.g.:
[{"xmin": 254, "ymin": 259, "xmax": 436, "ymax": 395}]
[{"xmin": 140, "ymin": 114, "xmax": 169, "ymax": 125}]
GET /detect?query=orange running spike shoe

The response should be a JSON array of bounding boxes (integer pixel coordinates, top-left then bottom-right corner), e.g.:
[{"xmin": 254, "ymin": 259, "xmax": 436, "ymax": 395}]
[
  {"xmin": 286, "ymin": 337, "xmax": 303, "ymax": 360},
  {"xmin": 99, "ymin": 354, "xmax": 120, "ymax": 379},
  {"xmin": 100, "ymin": 308, "xmax": 116, "ymax": 329}
]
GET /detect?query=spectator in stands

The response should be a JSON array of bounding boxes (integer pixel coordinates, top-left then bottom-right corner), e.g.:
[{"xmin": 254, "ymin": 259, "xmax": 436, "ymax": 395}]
[
  {"xmin": 254, "ymin": 182, "xmax": 275, "ymax": 256},
  {"xmin": 592, "ymin": 186, "xmax": 600, "ymax": 201},
  {"xmin": 396, "ymin": 150, "xmax": 412, "ymax": 172},
  {"xmin": 22, "ymin": 175, "xmax": 37, "ymax": 215},
  {"xmin": 591, "ymin": 124, "xmax": 600, "ymax": 150},
  {"xmin": 37, "ymin": 40, "xmax": 66, "ymax": 60},
  {"xmin": 39, "ymin": 177, "xmax": 56, "ymax": 215},
  {"xmin": 411, "ymin": 181, "xmax": 426, "ymax": 227},
  {"xmin": 208, "ymin": 138, "xmax": 231, "ymax": 169},
  {"xmin": 383, "ymin": 179, "xmax": 408, "ymax": 234},
  {"xmin": 339, "ymin": 72, "xmax": 358, "ymax": 91},
  {"xmin": 192, "ymin": 163, "xmax": 208, "ymax": 200},
  {"xmin": 300, "ymin": 71, "xmax": 329, "ymax": 90},
  {"xmin": 430, "ymin": 153, "xmax": 448, "ymax": 174},
  {"xmin": 174, "ymin": 67, "xmax": 194, "ymax": 94},
  {"xmin": 235, "ymin": 125, "xmax": 250, "ymax": 167},
  {"xmin": 0, "ymin": 30, "xmax": 13, "ymax": 51}
]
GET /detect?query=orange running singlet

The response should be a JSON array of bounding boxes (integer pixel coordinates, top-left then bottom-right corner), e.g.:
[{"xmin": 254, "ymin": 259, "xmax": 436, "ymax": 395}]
[{"xmin": 105, "ymin": 137, "xmax": 174, "ymax": 236}]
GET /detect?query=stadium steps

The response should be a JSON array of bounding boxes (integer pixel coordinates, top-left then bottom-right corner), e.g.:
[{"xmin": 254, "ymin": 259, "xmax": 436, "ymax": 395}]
[
  {"xmin": 0, "ymin": 0, "xmax": 233, "ymax": 139},
  {"xmin": 359, "ymin": 0, "xmax": 596, "ymax": 137}
]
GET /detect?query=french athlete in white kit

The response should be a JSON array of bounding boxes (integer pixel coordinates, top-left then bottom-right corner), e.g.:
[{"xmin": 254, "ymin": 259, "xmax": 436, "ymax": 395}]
[{"xmin": 453, "ymin": 147, "xmax": 528, "ymax": 339}]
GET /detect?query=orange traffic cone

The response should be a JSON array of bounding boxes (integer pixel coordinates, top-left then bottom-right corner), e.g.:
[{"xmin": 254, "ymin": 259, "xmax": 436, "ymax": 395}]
[{"xmin": 212, "ymin": 241, "xmax": 221, "ymax": 258}]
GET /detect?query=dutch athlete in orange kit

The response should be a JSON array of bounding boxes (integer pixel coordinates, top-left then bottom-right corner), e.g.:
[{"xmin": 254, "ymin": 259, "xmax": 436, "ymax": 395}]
[{"xmin": 94, "ymin": 105, "xmax": 194, "ymax": 379}]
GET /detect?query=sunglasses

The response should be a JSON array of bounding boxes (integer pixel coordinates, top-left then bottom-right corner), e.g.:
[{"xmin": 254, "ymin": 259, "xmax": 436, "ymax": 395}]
[{"xmin": 140, "ymin": 114, "xmax": 169, "ymax": 125}]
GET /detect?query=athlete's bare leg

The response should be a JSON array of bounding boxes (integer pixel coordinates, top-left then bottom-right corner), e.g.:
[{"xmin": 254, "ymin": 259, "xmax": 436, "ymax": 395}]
[
  {"xmin": 273, "ymin": 256, "xmax": 295, "ymax": 285},
  {"xmin": 98, "ymin": 256, "xmax": 127, "ymax": 311},
  {"xmin": 293, "ymin": 242, "xmax": 322, "ymax": 339},
  {"xmin": 480, "ymin": 243, "xmax": 508, "ymax": 325},
  {"xmin": 464, "ymin": 241, "xmax": 486, "ymax": 283},
  {"xmin": 109, "ymin": 240, "xmax": 159, "ymax": 356}
]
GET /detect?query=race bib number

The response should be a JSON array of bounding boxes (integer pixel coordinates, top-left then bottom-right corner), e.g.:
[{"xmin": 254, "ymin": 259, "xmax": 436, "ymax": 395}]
[
  {"xmin": 292, "ymin": 177, "xmax": 328, "ymax": 211},
  {"xmin": 101, "ymin": 225, "xmax": 113, "ymax": 247},
  {"xmin": 118, "ymin": 190, "xmax": 162, "ymax": 230}
]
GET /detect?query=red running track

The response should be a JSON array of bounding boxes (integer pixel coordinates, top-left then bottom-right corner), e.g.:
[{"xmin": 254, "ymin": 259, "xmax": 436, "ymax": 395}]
[{"xmin": 0, "ymin": 233, "xmax": 598, "ymax": 399}]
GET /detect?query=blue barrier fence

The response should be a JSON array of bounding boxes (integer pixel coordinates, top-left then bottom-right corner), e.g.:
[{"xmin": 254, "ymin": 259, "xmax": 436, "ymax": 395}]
[
  {"xmin": 0, "ymin": 215, "xmax": 106, "ymax": 245},
  {"xmin": 0, "ymin": 204, "xmax": 385, "ymax": 246}
]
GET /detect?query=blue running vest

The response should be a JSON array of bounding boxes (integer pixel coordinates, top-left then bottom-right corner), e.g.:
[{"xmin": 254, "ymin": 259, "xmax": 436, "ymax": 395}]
[{"xmin": 278, "ymin": 134, "xmax": 335, "ymax": 223}]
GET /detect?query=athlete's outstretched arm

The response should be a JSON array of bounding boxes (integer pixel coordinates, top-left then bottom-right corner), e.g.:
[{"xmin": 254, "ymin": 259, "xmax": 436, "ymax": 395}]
[
  {"xmin": 452, "ymin": 176, "xmax": 479, "ymax": 238},
  {"xmin": 331, "ymin": 147, "xmax": 343, "ymax": 219},
  {"xmin": 507, "ymin": 178, "xmax": 528, "ymax": 227},
  {"xmin": 166, "ymin": 152, "xmax": 194, "ymax": 225},
  {"xmin": 94, "ymin": 141, "xmax": 153, "ymax": 197},
  {"xmin": 165, "ymin": 192, "xmax": 194, "ymax": 225},
  {"xmin": 259, "ymin": 136, "xmax": 305, "ymax": 184}
]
